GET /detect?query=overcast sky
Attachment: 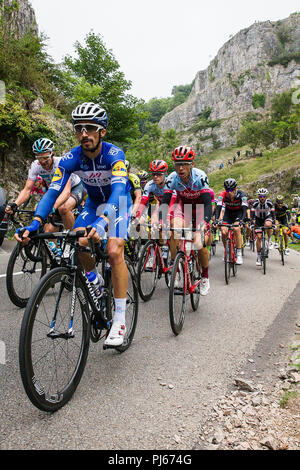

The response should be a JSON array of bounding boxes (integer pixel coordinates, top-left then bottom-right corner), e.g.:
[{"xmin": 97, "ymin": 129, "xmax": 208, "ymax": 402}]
[{"xmin": 29, "ymin": 0, "xmax": 299, "ymax": 102}]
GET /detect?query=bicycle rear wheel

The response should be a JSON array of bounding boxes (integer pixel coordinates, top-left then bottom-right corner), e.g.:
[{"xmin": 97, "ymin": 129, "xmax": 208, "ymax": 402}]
[
  {"xmin": 6, "ymin": 243, "xmax": 47, "ymax": 308},
  {"xmin": 225, "ymin": 239, "xmax": 231, "ymax": 285},
  {"xmin": 137, "ymin": 240, "xmax": 159, "ymax": 301},
  {"xmin": 169, "ymin": 252, "xmax": 187, "ymax": 335},
  {"xmin": 19, "ymin": 267, "xmax": 90, "ymax": 412}
]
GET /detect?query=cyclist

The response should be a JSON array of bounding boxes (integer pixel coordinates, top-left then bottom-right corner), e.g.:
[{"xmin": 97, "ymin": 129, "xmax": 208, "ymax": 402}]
[
  {"xmin": 215, "ymin": 178, "xmax": 248, "ymax": 265},
  {"xmin": 15, "ymin": 102, "xmax": 132, "ymax": 348},
  {"xmin": 6, "ymin": 138, "xmax": 84, "ymax": 231},
  {"xmin": 160, "ymin": 146, "xmax": 212, "ymax": 296},
  {"xmin": 250, "ymin": 188, "xmax": 275, "ymax": 266},
  {"xmin": 137, "ymin": 170, "xmax": 149, "ymax": 190},
  {"xmin": 133, "ymin": 159, "xmax": 176, "ymax": 241},
  {"xmin": 245, "ymin": 197, "xmax": 255, "ymax": 246},
  {"xmin": 125, "ymin": 160, "xmax": 142, "ymax": 217},
  {"xmin": 274, "ymin": 195, "xmax": 291, "ymax": 255}
]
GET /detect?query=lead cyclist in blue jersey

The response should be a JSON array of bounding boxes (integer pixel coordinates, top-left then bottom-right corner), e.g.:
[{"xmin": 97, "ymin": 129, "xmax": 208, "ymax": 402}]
[{"xmin": 15, "ymin": 102, "xmax": 132, "ymax": 347}]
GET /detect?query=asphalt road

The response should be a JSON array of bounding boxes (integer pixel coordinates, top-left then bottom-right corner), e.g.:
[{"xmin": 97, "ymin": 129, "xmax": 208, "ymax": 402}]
[{"xmin": 0, "ymin": 238, "xmax": 299, "ymax": 450}]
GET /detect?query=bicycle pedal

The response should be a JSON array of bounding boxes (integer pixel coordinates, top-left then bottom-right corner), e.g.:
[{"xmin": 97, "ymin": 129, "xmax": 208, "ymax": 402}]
[
  {"xmin": 174, "ymin": 288, "xmax": 184, "ymax": 295},
  {"xmin": 103, "ymin": 343, "xmax": 118, "ymax": 350}
]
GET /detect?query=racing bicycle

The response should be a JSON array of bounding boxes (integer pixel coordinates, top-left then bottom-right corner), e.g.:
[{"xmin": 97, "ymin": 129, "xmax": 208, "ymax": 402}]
[{"xmin": 19, "ymin": 229, "xmax": 138, "ymax": 412}]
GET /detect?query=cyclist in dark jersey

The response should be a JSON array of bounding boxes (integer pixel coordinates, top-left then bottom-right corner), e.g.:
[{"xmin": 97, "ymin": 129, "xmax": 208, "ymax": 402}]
[
  {"xmin": 215, "ymin": 178, "xmax": 248, "ymax": 265},
  {"xmin": 274, "ymin": 195, "xmax": 291, "ymax": 255}
]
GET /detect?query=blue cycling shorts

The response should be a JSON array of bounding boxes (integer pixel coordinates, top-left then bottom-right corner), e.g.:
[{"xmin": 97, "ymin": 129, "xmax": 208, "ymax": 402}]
[{"xmin": 74, "ymin": 195, "xmax": 131, "ymax": 240}]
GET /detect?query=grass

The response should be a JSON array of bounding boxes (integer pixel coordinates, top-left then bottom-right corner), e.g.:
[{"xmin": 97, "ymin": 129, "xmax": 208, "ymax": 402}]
[
  {"xmin": 206, "ymin": 142, "xmax": 300, "ymax": 195},
  {"xmin": 280, "ymin": 390, "xmax": 299, "ymax": 408}
]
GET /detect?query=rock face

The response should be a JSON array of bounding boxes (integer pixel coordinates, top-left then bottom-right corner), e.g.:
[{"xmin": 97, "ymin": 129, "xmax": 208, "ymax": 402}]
[
  {"xmin": 159, "ymin": 14, "xmax": 300, "ymax": 151},
  {"xmin": 1, "ymin": 0, "xmax": 38, "ymax": 37}
]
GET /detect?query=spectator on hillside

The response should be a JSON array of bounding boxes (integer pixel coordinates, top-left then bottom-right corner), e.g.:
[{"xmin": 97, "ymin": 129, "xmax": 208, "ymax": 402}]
[
  {"xmin": 237, "ymin": 151, "xmax": 240, "ymax": 158},
  {"xmin": 219, "ymin": 162, "xmax": 224, "ymax": 170}
]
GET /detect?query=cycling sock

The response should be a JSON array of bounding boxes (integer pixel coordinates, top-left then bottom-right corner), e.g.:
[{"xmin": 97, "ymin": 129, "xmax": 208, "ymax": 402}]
[
  {"xmin": 201, "ymin": 267, "xmax": 209, "ymax": 278},
  {"xmin": 237, "ymin": 248, "xmax": 242, "ymax": 255},
  {"xmin": 113, "ymin": 298, "xmax": 127, "ymax": 324}
]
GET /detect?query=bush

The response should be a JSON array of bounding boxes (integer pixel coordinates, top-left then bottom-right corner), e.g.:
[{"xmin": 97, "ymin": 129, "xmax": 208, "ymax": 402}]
[{"xmin": 252, "ymin": 94, "xmax": 266, "ymax": 109}]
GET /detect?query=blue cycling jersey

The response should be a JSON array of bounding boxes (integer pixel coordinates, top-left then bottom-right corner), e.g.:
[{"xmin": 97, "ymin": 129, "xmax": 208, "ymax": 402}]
[
  {"xmin": 164, "ymin": 168, "xmax": 210, "ymax": 201},
  {"xmin": 35, "ymin": 142, "xmax": 131, "ymax": 222}
]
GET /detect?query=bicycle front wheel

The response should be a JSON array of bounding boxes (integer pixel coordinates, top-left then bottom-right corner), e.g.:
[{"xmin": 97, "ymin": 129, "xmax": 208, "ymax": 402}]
[
  {"xmin": 261, "ymin": 239, "xmax": 267, "ymax": 275},
  {"xmin": 190, "ymin": 253, "xmax": 201, "ymax": 311},
  {"xmin": 169, "ymin": 252, "xmax": 187, "ymax": 335},
  {"xmin": 280, "ymin": 237, "xmax": 285, "ymax": 266},
  {"xmin": 19, "ymin": 267, "xmax": 90, "ymax": 412},
  {"xmin": 115, "ymin": 256, "xmax": 139, "ymax": 353},
  {"xmin": 6, "ymin": 243, "xmax": 47, "ymax": 308},
  {"xmin": 225, "ymin": 239, "xmax": 231, "ymax": 285}
]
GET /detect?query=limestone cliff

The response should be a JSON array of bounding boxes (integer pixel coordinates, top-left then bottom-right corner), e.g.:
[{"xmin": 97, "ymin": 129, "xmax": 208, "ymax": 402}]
[
  {"xmin": 159, "ymin": 13, "xmax": 300, "ymax": 151},
  {"xmin": 1, "ymin": 0, "xmax": 38, "ymax": 37}
]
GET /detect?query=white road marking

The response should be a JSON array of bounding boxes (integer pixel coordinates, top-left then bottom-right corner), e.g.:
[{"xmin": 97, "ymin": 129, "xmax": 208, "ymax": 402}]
[{"xmin": 0, "ymin": 269, "xmax": 42, "ymax": 279}]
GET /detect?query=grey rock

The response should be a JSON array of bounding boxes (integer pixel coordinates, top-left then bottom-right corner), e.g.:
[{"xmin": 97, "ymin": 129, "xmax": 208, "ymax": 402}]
[
  {"xmin": 159, "ymin": 14, "xmax": 300, "ymax": 152},
  {"xmin": 235, "ymin": 378, "xmax": 255, "ymax": 392}
]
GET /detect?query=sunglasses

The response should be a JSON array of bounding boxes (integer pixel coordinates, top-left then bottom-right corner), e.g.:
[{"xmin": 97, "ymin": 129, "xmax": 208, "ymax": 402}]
[
  {"xmin": 152, "ymin": 172, "xmax": 164, "ymax": 177},
  {"xmin": 258, "ymin": 195, "xmax": 267, "ymax": 199},
  {"xmin": 37, "ymin": 152, "xmax": 53, "ymax": 160},
  {"xmin": 226, "ymin": 189, "xmax": 235, "ymax": 192},
  {"xmin": 74, "ymin": 123, "xmax": 103, "ymax": 134}
]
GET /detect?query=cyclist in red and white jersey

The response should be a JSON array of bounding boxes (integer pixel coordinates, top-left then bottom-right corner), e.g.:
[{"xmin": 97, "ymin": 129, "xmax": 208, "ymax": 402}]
[{"xmin": 160, "ymin": 146, "xmax": 212, "ymax": 296}]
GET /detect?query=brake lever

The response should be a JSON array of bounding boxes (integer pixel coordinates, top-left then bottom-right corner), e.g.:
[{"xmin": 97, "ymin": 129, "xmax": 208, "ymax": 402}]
[{"xmin": 86, "ymin": 225, "xmax": 96, "ymax": 257}]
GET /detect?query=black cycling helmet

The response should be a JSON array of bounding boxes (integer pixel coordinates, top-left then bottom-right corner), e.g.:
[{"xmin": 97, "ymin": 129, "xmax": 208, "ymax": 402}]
[{"xmin": 224, "ymin": 178, "xmax": 237, "ymax": 190}]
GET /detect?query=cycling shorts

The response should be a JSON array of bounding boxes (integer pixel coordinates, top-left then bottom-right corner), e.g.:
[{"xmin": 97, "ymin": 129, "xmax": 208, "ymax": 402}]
[
  {"xmin": 70, "ymin": 183, "xmax": 86, "ymax": 207},
  {"xmin": 223, "ymin": 209, "xmax": 243, "ymax": 224},
  {"xmin": 254, "ymin": 217, "xmax": 273, "ymax": 232},
  {"xmin": 171, "ymin": 199, "xmax": 203, "ymax": 227},
  {"xmin": 73, "ymin": 196, "xmax": 131, "ymax": 240},
  {"xmin": 276, "ymin": 216, "xmax": 289, "ymax": 228}
]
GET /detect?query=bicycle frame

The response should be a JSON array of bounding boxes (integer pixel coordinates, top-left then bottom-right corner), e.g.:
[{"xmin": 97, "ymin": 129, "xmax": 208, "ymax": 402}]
[
  {"xmin": 171, "ymin": 227, "xmax": 202, "ymax": 295},
  {"xmin": 30, "ymin": 231, "xmax": 111, "ymax": 339},
  {"xmin": 218, "ymin": 223, "xmax": 237, "ymax": 264}
]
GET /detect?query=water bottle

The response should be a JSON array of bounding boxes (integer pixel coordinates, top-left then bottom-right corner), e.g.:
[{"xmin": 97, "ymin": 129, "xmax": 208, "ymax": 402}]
[
  {"xmin": 162, "ymin": 246, "xmax": 169, "ymax": 259},
  {"xmin": 86, "ymin": 271, "xmax": 103, "ymax": 298},
  {"xmin": 188, "ymin": 258, "xmax": 193, "ymax": 273},
  {"xmin": 49, "ymin": 241, "xmax": 62, "ymax": 258}
]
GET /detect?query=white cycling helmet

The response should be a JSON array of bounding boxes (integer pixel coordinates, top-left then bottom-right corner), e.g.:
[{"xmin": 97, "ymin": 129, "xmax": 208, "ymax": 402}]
[
  {"xmin": 32, "ymin": 138, "xmax": 55, "ymax": 155},
  {"xmin": 71, "ymin": 102, "xmax": 108, "ymax": 129},
  {"xmin": 257, "ymin": 188, "xmax": 269, "ymax": 197}
]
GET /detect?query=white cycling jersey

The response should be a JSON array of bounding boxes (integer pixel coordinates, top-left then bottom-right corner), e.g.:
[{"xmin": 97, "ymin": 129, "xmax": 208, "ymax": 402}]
[{"xmin": 28, "ymin": 157, "xmax": 81, "ymax": 188}]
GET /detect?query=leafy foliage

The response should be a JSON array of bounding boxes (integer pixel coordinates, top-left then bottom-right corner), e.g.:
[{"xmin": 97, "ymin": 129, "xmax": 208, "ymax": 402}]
[
  {"xmin": 63, "ymin": 32, "xmax": 145, "ymax": 145},
  {"xmin": 237, "ymin": 89, "xmax": 300, "ymax": 153},
  {"xmin": 252, "ymin": 93, "xmax": 266, "ymax": 109},
  {"xmin": 125, "ymin": 123, "xmax": 180, "ymax": 170}
]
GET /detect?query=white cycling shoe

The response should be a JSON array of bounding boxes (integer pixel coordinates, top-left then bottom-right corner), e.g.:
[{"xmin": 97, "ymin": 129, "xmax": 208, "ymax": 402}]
[
  {"xmin": 236, "ymin": 253, "xmax": 243, "ymax": 265},
  {"xmin": 104, "ymin": 321, "xmax": 126, "ymax": 347},
  {"xmin": 200, "ymin": 277, "xmax": 210, "ymax": 296}
]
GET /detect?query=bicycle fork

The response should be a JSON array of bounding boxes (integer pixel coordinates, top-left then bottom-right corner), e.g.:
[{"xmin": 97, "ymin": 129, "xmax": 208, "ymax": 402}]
[{"xmin": 47, "ymin": 272, "xmax": 77, "ymax": 340}]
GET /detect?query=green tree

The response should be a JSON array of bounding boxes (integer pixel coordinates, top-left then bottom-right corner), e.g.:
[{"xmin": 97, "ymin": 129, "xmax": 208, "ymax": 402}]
[
  {"xmin": 237, "ymin": 121, "xmax": 263, "ymax": 154},
  {"xmin": 63, "ymin": 31, "xmax": 144, "ymax": 145}
]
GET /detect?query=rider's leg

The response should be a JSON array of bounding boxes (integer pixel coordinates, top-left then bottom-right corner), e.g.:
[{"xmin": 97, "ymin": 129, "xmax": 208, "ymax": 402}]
[{"xmin": 57, "ymin": 196, "xmax": 76, "ymax": 230}]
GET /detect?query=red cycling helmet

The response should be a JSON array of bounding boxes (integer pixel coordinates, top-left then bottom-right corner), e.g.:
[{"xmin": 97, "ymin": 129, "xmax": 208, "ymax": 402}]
[
  {"xmin": 172, "ymin": 146, "xmax": 195, "ymax": 162},
  {"xmin": 149, "ymin": 159, "xmax": 168, "ymax": 173}
]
